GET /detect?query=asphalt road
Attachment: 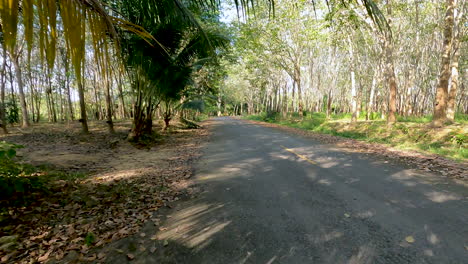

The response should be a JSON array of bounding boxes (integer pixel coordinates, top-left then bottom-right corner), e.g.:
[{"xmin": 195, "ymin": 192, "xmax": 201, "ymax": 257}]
[{"xmin": 145, "ymin": 117, "xmax": 468, "ymax": 263}]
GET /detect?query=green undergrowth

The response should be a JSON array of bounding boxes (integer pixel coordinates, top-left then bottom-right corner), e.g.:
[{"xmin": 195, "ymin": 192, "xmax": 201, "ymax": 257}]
[
  {"xmin": 244, "ymin": 112, "xmax": 468, "ymax": 161},
  {"xmin": 0, "ymin": 141, "xmax": 87, "ymax": 210}
]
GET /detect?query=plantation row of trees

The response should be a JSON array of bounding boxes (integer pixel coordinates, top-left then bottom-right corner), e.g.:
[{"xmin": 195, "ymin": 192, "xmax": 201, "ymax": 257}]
[
  {"xmin": 0, "ymin": 0, "xmax": 229, "ymax": 140},
  {"xmin": 1, "ymin": 0, "xmax": 465, "ymax": 139},
  {"xmin": 220, "ymin": 0, "xmax": 467, "ymax": 126}
]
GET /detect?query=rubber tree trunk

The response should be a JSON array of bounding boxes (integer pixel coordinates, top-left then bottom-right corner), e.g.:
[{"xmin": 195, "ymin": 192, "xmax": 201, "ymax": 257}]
[
  {"xmin": 295, "ymin": 64, "xmax": 303, "ymax": 116},
  {"xmin": 351, "ymin": 71, "xmax": 358, "ymax": 122},
  {"xmin": 0, "ymin": 49, "xmax": 8, "ymax": 133},
  {"xmin": 384, "ymin": 2, "xmax": 398, "ymax": 124},
  {"xmin": 446, "ymin": 0, "xmax": 461, "ymax": 121},
  {"xmin": 77, "ymin": 78, "xmax": 89, "ymax": 133},
  {"xmin": 348, "ymin": 36, "xmax": 358, "ymax": 123},
  {"xmin": 10, "ymin": 53, "xmax": 30, "ymax": 128},
  {"xmin": 217, "ymin": 95, "xmax": 222, "ymax": 116},
  {"xmin": 384, "ymin": 38, "xmax": 398, "ymax": 124},
  {"xmin": 433, "ymin": 0, "xmax": 455, "ymax": 126},
  {"xmin": 366, "ymin": 72, "xmax": 377, "ymax": 120},
  {"xmin": 104, "ymin": 78, "xmax": 115, "ymax": 133}
]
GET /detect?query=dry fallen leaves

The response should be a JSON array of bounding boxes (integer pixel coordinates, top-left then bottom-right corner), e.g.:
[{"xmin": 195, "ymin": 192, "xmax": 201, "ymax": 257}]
[
  {"xmin": 405, "ymin": 236, "xmax": 415, "ymax": 243},
  {"xmin": 0, "ymin": 125, "xmax": 209, "ymax": 263}
]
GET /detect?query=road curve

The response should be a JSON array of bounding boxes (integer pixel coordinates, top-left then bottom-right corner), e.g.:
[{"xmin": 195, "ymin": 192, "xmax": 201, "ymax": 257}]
[{"xmin": 146, "ymin": 117, "xmax": 468, "ymax": 263}]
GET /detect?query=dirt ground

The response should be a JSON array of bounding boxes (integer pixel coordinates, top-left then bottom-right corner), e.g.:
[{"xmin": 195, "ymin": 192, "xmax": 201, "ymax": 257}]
[{"xmin": 0, "ymin": 120, "xmax": 209, "ymax": 263}]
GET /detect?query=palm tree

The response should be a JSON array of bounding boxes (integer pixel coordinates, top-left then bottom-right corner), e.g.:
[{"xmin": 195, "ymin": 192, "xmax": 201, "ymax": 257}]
[{"xmin": 119, "ymin": 0, "xmax": 228, "ymax": 140}]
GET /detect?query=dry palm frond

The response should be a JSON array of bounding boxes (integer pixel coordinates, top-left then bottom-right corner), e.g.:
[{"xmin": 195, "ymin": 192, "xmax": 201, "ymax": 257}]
[
  {"xmin": 22, "ymin": 0, "xmax": 33, "ymax": 61},
  {"xmin": 60, "ymin": 0, "xmax": 86, "ymax": 79},
  {"xmin": 0, "ymin": 0, "xmax": 19, "ymax": 53}
]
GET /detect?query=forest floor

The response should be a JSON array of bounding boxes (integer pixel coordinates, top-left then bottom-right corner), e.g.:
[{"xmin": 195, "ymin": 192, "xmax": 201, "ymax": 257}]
[{"xmin": 0, "ymin": 120, "xmax": 209, "ymax": 263}]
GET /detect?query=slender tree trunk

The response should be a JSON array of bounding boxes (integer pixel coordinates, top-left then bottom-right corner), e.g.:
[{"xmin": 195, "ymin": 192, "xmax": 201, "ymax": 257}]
[
  {"xmin": 77, "ymin": 77, "xmax": 89, "ymax": 133},
  {"xmin": 367, "ymin": 72, "xmax": 377, "ymax": 120},
  {"xmin": 10, "ymin": 53, "xmax": 30, "ymax": 128},
  {"xmin": 447, "ymin": 1, "xmax": 461, "ymax": 121},
  {"xmin": 385, "ymin": 3, "xmax": 398, "ymax": 124},
  {"xmin": 217, "ymin": 95, "xmax": 222, "ymax": 116},
  {"xmin": 295, "ymin": 65, "xmax": 303, "ymax": 116},
  {"xmin": 117, "ymin": 73, "xmax": 127, "ymax": 118},
  {"xmin": 104, "ymin": 77, "xmax": 115, "ymax": 133},
  {"xmin": 0, "ymin": 49, "xmax": 8, "ymax": 133},
  {"xmin": 350, "ymin": 71, "xmax": 358, "ymax": 122},
  {"xmin": 64, "ymin": 58, "xmax": 74, "ymax": 121},
  {"xmin": 433, "ymin": 0, "xmax": 456, "ymax": 126}
]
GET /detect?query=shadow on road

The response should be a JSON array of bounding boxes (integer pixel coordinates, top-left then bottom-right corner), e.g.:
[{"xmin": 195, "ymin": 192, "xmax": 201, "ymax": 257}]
[{"xmin": 101, "ymin": 117, "xmax": 468, "ymax": 264}]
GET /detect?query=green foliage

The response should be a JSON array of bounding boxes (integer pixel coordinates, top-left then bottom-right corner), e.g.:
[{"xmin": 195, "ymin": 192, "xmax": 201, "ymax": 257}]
[
  {"xmin": 0, "ymin": 142, "xmax": 87, "ymax": 208},
  {"xmin": 85, "ymin": 232, "xmax": 96, "ymax": 246},
  {"xmin": 0, "ymin": 141, "xmax": 23, "ymax": 161},
  {"xmin": 0, "ymin": 141, "xmax": 44, "ymax": 206},
  {"xmin": 454, "ymin": 113, "xmax": 468, "ymax": 123},
  {"xmin": 397, "ymin": 115, "xmax": 432, "ymax": 123},
  {"xmin": 6, "ymin": 100, "xmax": 19, "ymax": 124},
  {"xmin": 450, "ymin": 134, "xmax": 466, "ymax": 148},
  {"xmin": 180, "ymin": 99, "xmax": 205, "ymax": 112}
]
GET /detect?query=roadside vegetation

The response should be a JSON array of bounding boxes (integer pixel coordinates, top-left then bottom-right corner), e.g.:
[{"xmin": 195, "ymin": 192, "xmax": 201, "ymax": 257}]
[{"xmin": 245, "ymin": 112, "xmax": 468, "ymax": 161}]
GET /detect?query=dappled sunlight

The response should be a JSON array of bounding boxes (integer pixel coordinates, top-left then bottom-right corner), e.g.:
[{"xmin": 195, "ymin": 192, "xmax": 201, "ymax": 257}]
[
  {"xmin": 348, "ymin": 244, "xmax": 376, "ymax": 264},
  {"xmin": 309, "ymin": 230, "xmax": 344, "ymax": 243},
  {"xmin": 345, "ymin": 178, "xmax": 360, "ymax": 184},
  {"xmin": 424, "ymin": 225, "xmax": 440, "ymax": 245},
  {"xmin": 90, "ymin": 168, "xmax": 145, "ymax": 183},
  {"xmin": 266, "ymin": 255, "xmax": 278, "ymax": 264},
  {"xmin": 156, "ymin": 202, "xmax": 231, "ymax": 249},
  {"xmin": 239, "ymin": 251, "xmax": 253, "ymax": 264},
  {"xmin": 424, "ymin": 249, "xmax": 434, "ymax": 257},
  {"xmin": 320, "ymin": 161, "xmax": 340, "ymax": 168},
  {"xmin": 318, "ymin": 179, "xmax": 333, "ymax": 186},
  {"xmin": 196, "ymin": 158, "xmax": 263, "ymax": 181},
  {"xmin": 424, "ymin": 191, "xmax": 462, "ymax": 203},
  {"xmin": 389, "ymin": 170, "xmax": 415, "ymax": 181},
  {"xmin": 355, "ymin": 210, "xmax": 375, "ymax": 219}
]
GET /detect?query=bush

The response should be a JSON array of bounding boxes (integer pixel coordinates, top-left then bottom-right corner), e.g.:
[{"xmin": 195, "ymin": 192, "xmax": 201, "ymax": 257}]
[{"xmin": 0, "ymin": 141, "xmax": 44, "ymax": 206}]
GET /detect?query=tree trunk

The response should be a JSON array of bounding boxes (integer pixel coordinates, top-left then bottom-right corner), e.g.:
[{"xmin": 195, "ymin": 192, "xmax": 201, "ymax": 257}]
[
  {"xmin": 217, "ymin": 95, "xmax": 222, "ymax": 116},
  {"xmin": 104, "ymin": 77, "xmax": 115, "ymax": 133},
  {"xmin": 65, "ymin": 59, "xmax": 74, "ymax": 121},
  {"xmin": 384, "ymin": 3, "xmax": 398, "ymax": 124},
  {"xmin": 77, "ymin": 78, "xmax": 89, "ymax": 133},
  {"xmin": 433, "ymin": 0, "xmax": 455, "ymax": 126},
  {"xmin": 447, "ymin": 0, "xmax": 461, "ymax": 121},
  {"xmin": 384, "ymin": 37, "xmax": 398, "ymax": 124},
  {"xmin": 351, "ymin": 71, "xmax": 358, "ymax": 122},
  {"xmin": 117, "ymin": 73, "xmax": 127, "ymax": 119},
  {"xmin": 366, "ymin": 72, "xmax": 377, "ymax": 120},
  {"xmin": 295, "ymin": 65, "xmax": 303, "ymax": 116},
  {"xmin": 0, "ymin": 49, "xmax": 8, "ymax": 133},
  {"xmin": 10, "ymin": 53, "xmax": 30, "ymax": 128},
  {"xmin": 327, "ymin": 89, "xmax": 332, "ymax": 118}
]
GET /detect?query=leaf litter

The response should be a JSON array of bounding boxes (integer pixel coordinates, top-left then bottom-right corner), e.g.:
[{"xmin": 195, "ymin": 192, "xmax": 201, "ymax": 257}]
[{"xmin": 0, "ymin": 121, "xmax": 208, "ymax": 263}]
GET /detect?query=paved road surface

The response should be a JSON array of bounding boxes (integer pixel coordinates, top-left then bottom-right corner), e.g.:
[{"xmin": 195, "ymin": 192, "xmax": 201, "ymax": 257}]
[{"xmin": 125, "ymin": 117, "xmax": 468, "ymax": 263}]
